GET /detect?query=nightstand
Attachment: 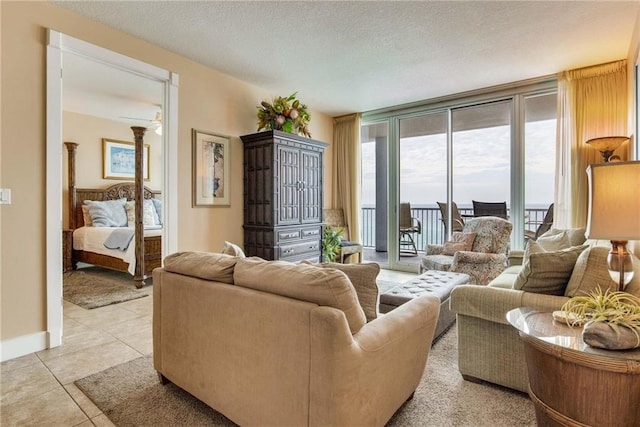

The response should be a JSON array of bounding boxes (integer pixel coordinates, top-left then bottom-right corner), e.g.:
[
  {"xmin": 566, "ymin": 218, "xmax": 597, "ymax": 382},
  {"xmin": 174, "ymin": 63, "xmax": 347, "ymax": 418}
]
[{"xmin": 62, "ymin": 229, "xmax": 73, "ymax": 272}]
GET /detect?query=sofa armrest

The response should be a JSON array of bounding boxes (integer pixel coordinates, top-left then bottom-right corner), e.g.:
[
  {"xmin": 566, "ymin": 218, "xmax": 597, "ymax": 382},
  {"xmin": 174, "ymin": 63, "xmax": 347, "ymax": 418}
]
[
  {"xmin": 309, "ymin": 295, "xmax": 440, "ymax": 425},
  {"xmin": 354, "ymin": 294, "xmax": 440, "ymax": 351},
  {"xmin": 450, "ymin": 285, "xmax": 569, "ymax": 325}
]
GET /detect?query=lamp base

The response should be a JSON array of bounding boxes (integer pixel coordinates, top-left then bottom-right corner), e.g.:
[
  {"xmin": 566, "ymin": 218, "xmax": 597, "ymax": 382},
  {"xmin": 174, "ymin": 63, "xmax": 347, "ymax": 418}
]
[{"xmin": 607, "ymin": 241, "xmax": 634, "ymax": 291}]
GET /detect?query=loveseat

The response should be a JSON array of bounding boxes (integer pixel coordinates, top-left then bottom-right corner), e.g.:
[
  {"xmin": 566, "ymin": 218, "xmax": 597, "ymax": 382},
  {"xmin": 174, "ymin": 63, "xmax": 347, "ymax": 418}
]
[
  {"xmin": 153, "ymin": 252, "xmax": 440, "ymax": 426},
  {"xmin": 450, "ymin": 229, "xmax": 640, "ymax": 393}
]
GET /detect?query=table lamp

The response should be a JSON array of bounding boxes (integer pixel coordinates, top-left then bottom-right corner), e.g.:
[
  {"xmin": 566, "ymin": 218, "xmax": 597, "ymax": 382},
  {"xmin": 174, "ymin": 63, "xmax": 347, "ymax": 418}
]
[
  {"xmin": 586, "ymin": 161, "xmax": 640, "ymax": 290},
  {"xmin": 585, "ymin": 136, "xmax": 629, "ymax": 162}
]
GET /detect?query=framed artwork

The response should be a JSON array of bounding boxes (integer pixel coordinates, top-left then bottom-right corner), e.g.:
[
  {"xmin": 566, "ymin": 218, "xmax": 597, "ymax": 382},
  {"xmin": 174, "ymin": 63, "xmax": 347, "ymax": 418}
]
[
  {"xmin": 102, "ymin": 138, "xmax": 150, "ymax": 180},
  {"xmin": 192, "ymin": 129, "xmax": 231, "ymax": 206}
]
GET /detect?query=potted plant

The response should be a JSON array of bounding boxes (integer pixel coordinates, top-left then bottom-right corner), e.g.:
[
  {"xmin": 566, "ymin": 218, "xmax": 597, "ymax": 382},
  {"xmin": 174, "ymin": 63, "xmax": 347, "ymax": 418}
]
[
  {"xmin": 322, "ymin": 226, "xmax": 343, "ymax": 263},
  {"xmin": 256, "ymin": 92, "xmax": 311, "ymax": 137},
  {"xmin": 559, "ymin": 288, "xmax": 640, "ymax": 350}
]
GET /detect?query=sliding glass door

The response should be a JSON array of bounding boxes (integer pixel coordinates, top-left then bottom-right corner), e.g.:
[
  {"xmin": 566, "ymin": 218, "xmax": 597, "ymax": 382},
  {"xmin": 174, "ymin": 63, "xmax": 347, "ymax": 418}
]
[{"xmin": 360, "ymin": 81, "xmax": 557, "ymax": 272}]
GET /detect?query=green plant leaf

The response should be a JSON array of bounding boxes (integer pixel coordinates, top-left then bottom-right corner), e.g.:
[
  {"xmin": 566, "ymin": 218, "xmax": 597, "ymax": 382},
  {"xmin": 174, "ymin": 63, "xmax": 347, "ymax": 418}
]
[{"xmin": 282, "ymin": 118, "xmax": 294, "ymax": 133}]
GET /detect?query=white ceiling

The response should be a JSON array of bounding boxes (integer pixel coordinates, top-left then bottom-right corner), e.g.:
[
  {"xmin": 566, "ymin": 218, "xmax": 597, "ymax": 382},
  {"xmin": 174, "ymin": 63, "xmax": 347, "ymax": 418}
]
[{"xmin": 55, "ymin": 1, "xmax": 639, "ymax": 117}]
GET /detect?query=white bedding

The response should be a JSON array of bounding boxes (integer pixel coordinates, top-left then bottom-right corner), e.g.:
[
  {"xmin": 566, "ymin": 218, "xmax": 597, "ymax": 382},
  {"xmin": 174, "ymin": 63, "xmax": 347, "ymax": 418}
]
[{"xmin": 73, "ymin": 226, "xmax": 163, "ymax": 275}]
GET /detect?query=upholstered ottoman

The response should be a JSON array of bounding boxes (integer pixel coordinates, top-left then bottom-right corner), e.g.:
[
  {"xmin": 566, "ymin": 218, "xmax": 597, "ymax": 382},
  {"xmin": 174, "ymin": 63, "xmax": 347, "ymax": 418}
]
[{"xmin": 379, "ymin": 270, "xmax": 470, "ymax": 339}]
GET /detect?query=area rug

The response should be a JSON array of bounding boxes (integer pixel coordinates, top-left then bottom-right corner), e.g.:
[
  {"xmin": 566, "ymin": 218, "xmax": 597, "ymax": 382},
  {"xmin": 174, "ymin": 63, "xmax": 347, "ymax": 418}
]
[
  {"xmin": 75, "ymin": 327, "xmax": 535, "ymax": 426},
  {"xmin": 63, "ymin": 267, "xmax": 151, "ymax": 310}
]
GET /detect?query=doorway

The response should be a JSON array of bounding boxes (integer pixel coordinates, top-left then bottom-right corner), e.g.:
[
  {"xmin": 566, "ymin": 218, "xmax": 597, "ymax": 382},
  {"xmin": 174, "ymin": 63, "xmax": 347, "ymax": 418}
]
[{"xmin": 46, "ymin": 31, "xmax": 179, "ymax": 348}]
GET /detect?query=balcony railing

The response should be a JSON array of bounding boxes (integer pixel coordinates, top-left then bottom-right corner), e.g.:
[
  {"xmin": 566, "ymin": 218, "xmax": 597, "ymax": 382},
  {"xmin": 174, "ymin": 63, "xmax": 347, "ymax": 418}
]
[{"xmin": 361, "ymin": 206, "xmax": 549, "ymax": 251}]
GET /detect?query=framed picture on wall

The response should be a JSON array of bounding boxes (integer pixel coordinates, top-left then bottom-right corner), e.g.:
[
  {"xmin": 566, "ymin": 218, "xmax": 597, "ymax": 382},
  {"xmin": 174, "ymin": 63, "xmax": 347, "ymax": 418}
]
[
  {"xmin": 192, "ymin": 129, "xmax": 231, "ymax": 207},
  {"xmin": 102, "ymin": 138, "xmax": 150, "ymax": 180}
]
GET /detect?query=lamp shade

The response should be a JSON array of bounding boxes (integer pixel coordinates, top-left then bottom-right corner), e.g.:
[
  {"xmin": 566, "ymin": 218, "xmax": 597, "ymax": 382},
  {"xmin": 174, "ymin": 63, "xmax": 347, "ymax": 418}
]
[{"xmin": 586, "ymin": 161, "xmax": 640, "ymax": 240}]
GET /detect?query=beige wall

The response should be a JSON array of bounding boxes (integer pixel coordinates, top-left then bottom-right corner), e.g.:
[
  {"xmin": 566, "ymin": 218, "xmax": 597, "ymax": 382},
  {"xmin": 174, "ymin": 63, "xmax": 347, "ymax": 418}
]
[
  {"xmin": 0, "ymin": 2, "xmax": 334, "ymax": 341},
  {"xmin": 62, "ymin": 112, "xmax": 164, "ymax": 228}
]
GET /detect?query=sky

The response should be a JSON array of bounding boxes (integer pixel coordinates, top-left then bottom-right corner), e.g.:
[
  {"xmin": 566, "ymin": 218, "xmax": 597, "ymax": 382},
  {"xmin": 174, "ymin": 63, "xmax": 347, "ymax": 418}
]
[{"xmin": 361, "ymin": 119, "xmax": 556, "ymax": 209}]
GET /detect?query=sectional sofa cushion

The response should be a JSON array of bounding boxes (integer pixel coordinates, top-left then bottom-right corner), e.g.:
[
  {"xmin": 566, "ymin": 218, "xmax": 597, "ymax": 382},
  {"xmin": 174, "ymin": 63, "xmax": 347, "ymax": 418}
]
[
  {"xmin": 513, "ymin": 242, "xmax": 588, "ymax": 295},
  {"xmin": 164, "ymin": 251, "xmax": 239, "ymax": 284},
  {"xmin": 316, "ymin": 261, "xmax": 381, "ymax": 322},
  {"xmin": 234, "ymin": 257, "xmax": 366, "ymax": 334}
]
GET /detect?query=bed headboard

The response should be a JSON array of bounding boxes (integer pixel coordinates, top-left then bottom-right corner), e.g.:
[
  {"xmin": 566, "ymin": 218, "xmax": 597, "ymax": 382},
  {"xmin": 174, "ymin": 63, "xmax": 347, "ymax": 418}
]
[{"xmin": 74, "ymin": 183, "xmax": 161, "ymax": 228}]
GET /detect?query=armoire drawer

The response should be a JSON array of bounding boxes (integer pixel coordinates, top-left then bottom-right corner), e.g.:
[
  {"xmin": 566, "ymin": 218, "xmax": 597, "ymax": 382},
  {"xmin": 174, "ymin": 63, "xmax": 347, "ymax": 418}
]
[
  {"xmin": 278, "ymin": 240, "xmax": 321, "ymax": 259},
  {"xmin": 276, "ymin": 225, "xmax": 322, "ymax": 244}
]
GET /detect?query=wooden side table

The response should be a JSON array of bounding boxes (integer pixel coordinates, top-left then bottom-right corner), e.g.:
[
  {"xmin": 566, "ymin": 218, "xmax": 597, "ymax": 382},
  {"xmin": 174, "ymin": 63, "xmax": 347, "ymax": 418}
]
[
  {"xmin": 62, "ymin": 229, "xmax": 73, "ymax": 272},
  {"xmin": 507, "ymin": 308, "xmax": 640, "ymax": 426}
]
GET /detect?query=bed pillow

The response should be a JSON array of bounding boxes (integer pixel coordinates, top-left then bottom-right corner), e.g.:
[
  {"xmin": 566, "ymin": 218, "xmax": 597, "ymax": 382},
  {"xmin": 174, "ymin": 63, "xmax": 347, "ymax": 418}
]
[
  {"xmin": 125, "ymin": 200, "xmax": 160, "ymax": 227},
  {"xmin": 86, "ymin": 198, "xmax": 128, "ymax": 227},
  {"xmin": 152, "ymin": 198, "xmax": 162, "ymax": 224},
  {"xmin": 442, "ymin": 232, "xmax": 477, "ymax": 255},
  {"xmin": 81, "ymin": 204, "xmax": 93, "ymax": 227}
]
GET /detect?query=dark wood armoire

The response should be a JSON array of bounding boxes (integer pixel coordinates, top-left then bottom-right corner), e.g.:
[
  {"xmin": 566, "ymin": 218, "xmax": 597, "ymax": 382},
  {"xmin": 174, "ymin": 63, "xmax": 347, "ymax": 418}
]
[{"xmin": 240, "ymin": 130, "xmax": 328, "ymax": 262}]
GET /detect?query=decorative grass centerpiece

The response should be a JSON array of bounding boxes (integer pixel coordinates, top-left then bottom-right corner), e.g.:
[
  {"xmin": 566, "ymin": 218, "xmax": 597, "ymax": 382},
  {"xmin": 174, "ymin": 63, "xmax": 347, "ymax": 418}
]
[
  {"xmin": 256, "ymin": 92, "xmax": 311, "ymax": 137},
  {"xmin": 559, "ymin": 288, "xmax": 640, "ymax": 350}
]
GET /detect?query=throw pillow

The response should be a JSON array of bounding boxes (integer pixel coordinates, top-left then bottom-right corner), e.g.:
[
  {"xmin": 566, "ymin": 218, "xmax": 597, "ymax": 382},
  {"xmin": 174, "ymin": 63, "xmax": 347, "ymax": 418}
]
[
  {"xmin": 539, "ymin": 228, "xmax": 587, "ymax": 247},
  {"xmin": 537, "ymin": 231, "xmax": 571, "ymax": 251},
  {"xmin": 81, "ymin": 204, "xmax": 93, "ymax": 226},
  {"xmin": 565, "ymin": 246, "xmax": 616, "ymax": 297},
  {"xmin": 513, "ymin": 242, "xmax": 589, "ymax": 295},
  {"xmin": 318, "ymin": 262, "xmax": 381, "ymax": 322},
  {"xmin": 442, "ymin": 232, "xmax": 477, "ymax": 256},
  {"xmin": 86, "ymin": 198, "xmax": 128, "ymax": 227},
  {"xmin": 125, "ymin": 200, "xmax": 160, "ymax": 227},
  {"xmin": 221, "ymin": 241, "xmax": 246, "ymax": 258}
]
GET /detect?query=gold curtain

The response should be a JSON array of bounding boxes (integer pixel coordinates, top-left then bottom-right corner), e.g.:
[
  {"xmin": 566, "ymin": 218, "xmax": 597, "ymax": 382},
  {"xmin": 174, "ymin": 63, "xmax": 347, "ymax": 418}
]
[
  {"xmin": 332, "ymin": 113, "xmax": 362, "ymax": 247},
  {"xmin": 555, "ymin": 60, "xmax": 628, "ymax": 228}
]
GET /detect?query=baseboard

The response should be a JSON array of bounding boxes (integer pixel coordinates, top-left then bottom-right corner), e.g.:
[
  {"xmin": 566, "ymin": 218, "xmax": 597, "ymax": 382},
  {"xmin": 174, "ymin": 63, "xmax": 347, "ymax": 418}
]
[{"xmin": 0, "ymin": 332, "xmax": 48, "ymax": 362}]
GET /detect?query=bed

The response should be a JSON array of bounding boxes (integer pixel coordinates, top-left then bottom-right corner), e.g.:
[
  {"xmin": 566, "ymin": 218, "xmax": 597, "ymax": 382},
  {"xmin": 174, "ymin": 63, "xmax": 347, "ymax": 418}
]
[{"xmin": 65, "ymin": 134, "xmax": 161, "ymax": 288}]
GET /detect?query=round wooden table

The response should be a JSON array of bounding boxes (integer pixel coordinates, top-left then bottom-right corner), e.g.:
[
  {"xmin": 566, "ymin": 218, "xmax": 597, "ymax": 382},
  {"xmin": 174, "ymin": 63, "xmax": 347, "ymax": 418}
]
[{"xmin": 507, "ymin": 308, "xmax": 640, "ymax": 427}]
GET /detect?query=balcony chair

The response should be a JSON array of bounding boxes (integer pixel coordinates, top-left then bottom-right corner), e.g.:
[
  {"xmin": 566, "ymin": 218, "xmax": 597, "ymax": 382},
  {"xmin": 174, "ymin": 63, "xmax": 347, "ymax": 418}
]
[
  {"xmin": 472, "ymin": 200, "xmax": 508, "ymax": 219},
  {"xmin": 525, "ymin": 203, "xmax": 554, "ymax": 241},
  {"xmin": 421, "ymin": 216, "xmax": 512, "ymax": 285},
  {"xmin": 399, "ymin": 202, "xmax": 422, "ymax": 255},
  {"xmin": 437, "ymin": 201, "xmax": 465, "ymax": 235},
  {"xmin": 323, "ymin": 209, "xmax": 363, "ymax": 263}
]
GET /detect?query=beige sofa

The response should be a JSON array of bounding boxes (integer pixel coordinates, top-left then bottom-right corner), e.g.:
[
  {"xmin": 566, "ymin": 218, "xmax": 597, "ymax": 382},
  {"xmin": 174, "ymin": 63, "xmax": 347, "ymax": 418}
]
[
  {"xmin": 450, "ymin": 233, "xmax": 640, "ymax": 393},
  {"xmin": 153, "ymin": 252, "xmax": 440, "ymax": 426}
]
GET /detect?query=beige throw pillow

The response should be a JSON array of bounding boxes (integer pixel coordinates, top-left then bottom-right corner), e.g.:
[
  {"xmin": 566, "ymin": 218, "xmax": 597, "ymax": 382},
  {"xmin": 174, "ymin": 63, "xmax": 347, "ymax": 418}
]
[
  {"xmin": 81, "ymin": 204, "xmax": 93, "ymax": 227},
  {"xmin": 565, "ymin": 246, "xmax": 616, "ymax": 297},
  {"xmin": 513, "ymin": 241, "xmax": 588, "ymax": 295},
  {"xmin": 442, "ymin": 232, "xmax": 477, "ymax": 256},
  {"xmin": 125, "ymin": 200, "xmax": 160, "ymax": 227},
  {"xmin": 318, "ymin": 262, "xmax": 380, "ymax": 322},
  {"xmin": 221, "ymin": 241, "xmax": 246, "ymax": 258}
]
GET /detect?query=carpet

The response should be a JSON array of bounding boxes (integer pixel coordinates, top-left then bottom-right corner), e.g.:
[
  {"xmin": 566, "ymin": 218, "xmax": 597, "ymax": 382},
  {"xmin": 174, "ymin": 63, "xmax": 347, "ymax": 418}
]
[
  {"xmin": 63, "ymin": 267, "xmax": 151, "ymax": 310},
  {"xmin": 75, "ymin": 327, "xmax": 536, "ymax": 426}
]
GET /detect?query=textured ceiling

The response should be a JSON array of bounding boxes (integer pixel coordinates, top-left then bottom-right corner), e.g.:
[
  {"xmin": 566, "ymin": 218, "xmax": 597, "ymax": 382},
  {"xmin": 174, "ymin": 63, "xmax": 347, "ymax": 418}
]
[{"xmin": 54, "ymin": 1, "xmax": 639, "ymax": 117}]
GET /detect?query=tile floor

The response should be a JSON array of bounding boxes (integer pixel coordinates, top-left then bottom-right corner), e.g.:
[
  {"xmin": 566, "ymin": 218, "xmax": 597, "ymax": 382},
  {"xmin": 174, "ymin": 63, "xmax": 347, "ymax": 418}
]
[{"xmin": 0, "ymin": 268, "xmax": 415, "ymax": 426}]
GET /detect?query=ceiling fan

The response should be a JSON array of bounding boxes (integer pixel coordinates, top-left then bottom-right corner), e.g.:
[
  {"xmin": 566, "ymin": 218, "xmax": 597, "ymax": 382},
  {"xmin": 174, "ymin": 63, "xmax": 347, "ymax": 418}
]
[{"xmin": 119, "ymin": 111, "xmax": 162, "ymax": 135}]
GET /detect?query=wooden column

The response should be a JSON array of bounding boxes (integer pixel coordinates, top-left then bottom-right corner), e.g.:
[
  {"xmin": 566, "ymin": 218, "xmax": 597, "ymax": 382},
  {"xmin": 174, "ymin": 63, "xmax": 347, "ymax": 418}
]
[
  {"xmin": 64, "ymin": 142, "xmax": 79, "ymax": 229},
  {"xmin": 131, "ymin": 126, "xmax": 146, "ymax": 289}
]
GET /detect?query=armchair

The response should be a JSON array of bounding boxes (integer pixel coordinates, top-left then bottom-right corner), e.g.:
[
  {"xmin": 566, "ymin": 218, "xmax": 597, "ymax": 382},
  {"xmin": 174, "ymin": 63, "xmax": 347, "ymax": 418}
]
[
  {"xmin": 399, "ymin": 202, "xmax": 422, "ymax": 254},
  {"xmin": 323, "ymin": 209, "xmax": 362, "ymax": 263},
  {"xmin": 420, "ymin": 217, "xmax": 512, "ymax": 285}
]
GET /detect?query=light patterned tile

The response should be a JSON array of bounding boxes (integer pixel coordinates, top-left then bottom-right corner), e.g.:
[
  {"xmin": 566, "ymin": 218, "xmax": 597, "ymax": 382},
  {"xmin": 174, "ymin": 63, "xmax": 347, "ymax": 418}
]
[
  {"xmin": 0, "ymin": 387, "xmax": 88, "ymax": 426},
  {"xmin": 64, "ymin": 383, "xmax": 102, "ymax": 419},
  {"xmin": 102, "ymin": 316, "xmax": 151, "ymax": 340},
  {"xmin": 65, "ymin": 304, "xmax": 145, "ymax": 330},
  {"xmin": 43, "ymin": 340, "xmax": 141, "ymax": 385},
  {"xmin": 37, "ymin": 329, "xmax": 117, "ymax": 362},
  {"xmin": 74, "ymin": 420, "xmax": 95, "ymax": 427},
  {"xmin": 0, "ymin": 362, "xmax": 59, "ymax": 406},
  {"xmin": 115, "ymin": 294, "xmax": 153, "ymax": 316},
  {"xmin": 0, "ymin": 352, "xmax": 41, "ymax": 374},
  {"xmin": 63, "ymin": 316, "xmax": 93, "ymax": 338},
  {"xmin": 91, "ymin": 413, "xmax": 116, "ymax": 427},
  {"xmin": 117, "ymin": 329, "xmax": 153, "ymax": 355}
]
